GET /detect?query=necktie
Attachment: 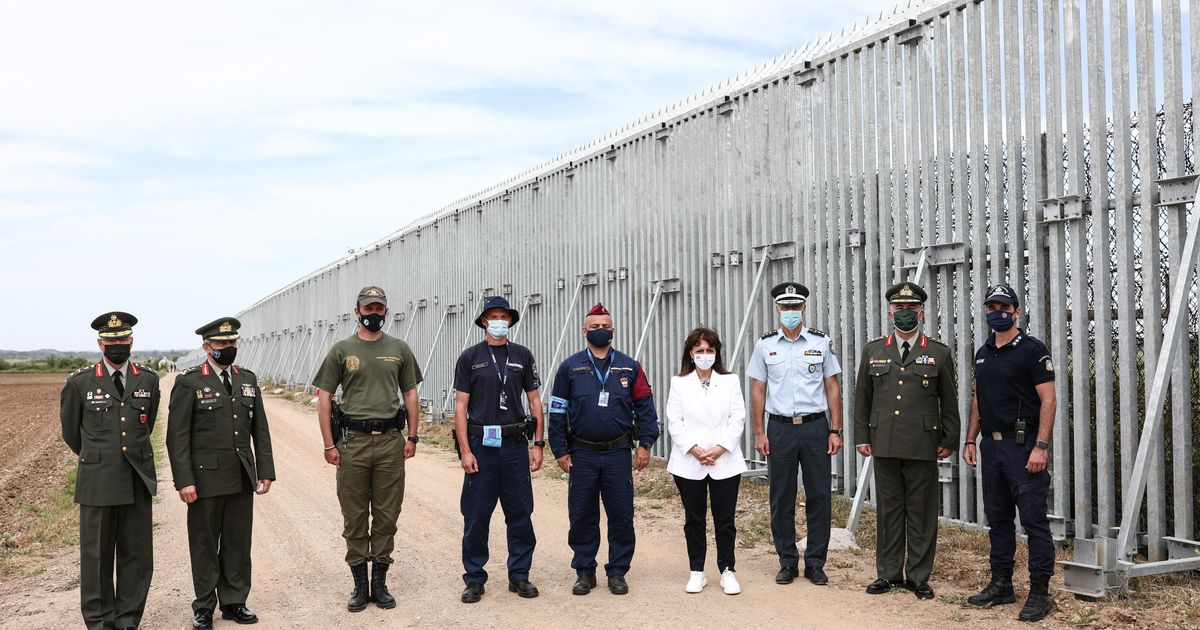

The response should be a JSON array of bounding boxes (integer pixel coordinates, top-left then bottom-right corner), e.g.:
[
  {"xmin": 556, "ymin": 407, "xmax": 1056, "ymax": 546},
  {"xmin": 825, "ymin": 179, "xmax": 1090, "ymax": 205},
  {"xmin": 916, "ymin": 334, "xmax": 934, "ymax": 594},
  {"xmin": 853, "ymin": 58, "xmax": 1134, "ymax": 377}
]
[
  {"xmin": 221, "ymin": 370, "xmax": 233, "ymax": 395},
  {"xmin": 113, "ymin": 371, "xmax": 125, "ymax": 397},
  {"xmin": 901, "ymin": 341, "xmax": 911, "ymax": 362}
]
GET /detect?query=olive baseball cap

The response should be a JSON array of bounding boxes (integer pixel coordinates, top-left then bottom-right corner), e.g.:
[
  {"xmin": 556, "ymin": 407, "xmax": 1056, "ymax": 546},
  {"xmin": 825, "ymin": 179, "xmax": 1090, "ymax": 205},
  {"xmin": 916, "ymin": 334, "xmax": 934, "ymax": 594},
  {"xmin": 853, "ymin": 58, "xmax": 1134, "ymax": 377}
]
[{"xmin": 357, "ymin": 286, "xmax": 387, "ymax": 308}]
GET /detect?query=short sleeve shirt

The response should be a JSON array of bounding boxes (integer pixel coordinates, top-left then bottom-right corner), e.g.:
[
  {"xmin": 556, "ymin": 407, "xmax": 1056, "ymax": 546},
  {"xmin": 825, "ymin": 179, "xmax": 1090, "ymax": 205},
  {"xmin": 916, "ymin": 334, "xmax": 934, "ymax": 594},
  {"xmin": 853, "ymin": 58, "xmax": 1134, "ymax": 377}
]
[
  {"xmin": 452, "ymin": 341, "xmax": 540, "ymax": 424},
  {"xmin": 312, "ymin": 333, "xmax": 422, "ymax": 421},
  {"xmin": 746, "ymin": 327, "xmax": 841, "ymax": 416},
  {"xmin": 973, "ymin": 330, "xmax": 1055, "ymax": 433}
]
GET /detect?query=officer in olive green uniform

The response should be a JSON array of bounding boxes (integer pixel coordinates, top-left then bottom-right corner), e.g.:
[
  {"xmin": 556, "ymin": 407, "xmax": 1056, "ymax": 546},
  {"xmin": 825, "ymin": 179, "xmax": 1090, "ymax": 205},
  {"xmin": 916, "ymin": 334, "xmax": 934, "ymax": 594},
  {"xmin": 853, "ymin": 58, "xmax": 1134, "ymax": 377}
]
[
  {"xmin": 167, "ymin": 317, "xmax": 275, "ymax": 630},
  {"xmin": 314, "ymin": 286, "xmax": 423, "ymax": 613},
  {"xmin": 853, "ymin": 283, "xmax": 959, "ymax": 600},
  {"xmin": 61, "ymin": 312, "xmax": 159, "ymax": 630}
]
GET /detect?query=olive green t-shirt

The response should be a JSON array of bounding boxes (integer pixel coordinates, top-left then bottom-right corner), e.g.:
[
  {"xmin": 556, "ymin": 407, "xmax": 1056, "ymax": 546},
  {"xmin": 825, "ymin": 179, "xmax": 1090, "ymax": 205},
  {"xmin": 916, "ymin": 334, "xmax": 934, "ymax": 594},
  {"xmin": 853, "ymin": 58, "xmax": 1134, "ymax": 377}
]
[{"xmin": 313, "ymin": 333, "xmax": 422, "ymax": 421}]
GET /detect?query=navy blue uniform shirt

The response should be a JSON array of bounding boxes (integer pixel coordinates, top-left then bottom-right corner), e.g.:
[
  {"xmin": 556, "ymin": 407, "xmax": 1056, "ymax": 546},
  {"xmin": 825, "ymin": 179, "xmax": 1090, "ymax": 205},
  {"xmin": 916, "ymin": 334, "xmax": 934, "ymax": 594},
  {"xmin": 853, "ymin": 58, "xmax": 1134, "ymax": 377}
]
[
  {"xmin": 973, "ymin": 330, "xmax": 1055, "ymax": 433},
  {"xmin": 548, "ymin": 348, "xmax": 660, "ymax": 458},
  {"xmin": 453, "ymin": 341, "xmax": 540, "ymax": 425}
]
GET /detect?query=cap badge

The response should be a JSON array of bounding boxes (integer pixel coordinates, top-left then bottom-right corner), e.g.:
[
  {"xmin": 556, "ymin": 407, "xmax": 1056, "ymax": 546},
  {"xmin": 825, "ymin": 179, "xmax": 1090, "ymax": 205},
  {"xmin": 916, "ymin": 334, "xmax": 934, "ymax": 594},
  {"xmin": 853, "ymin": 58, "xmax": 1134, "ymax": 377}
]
[
  {"xmin": 899, "ymin": 284, "xmax": 914, "ymax": 297},
  {"xmin": 107, "ymin": 314, "xmax": 123, "ymax": 328},
  {"xmin": 785, "ymin": 285, "xmax": 797, "ymax": 295},
  {"xmin": 218, "ymin": 321, "xmax": 233, "ymax": 333},
  {"xmin": 366, "ymin": 288, "xmax": 382, "ymax": 296}
]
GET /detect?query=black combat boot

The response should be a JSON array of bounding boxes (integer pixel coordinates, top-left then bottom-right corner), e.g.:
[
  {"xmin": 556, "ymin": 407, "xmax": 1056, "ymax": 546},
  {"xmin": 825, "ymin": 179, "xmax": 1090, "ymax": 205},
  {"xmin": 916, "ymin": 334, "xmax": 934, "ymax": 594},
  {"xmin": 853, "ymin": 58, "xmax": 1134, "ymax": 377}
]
[
  {"xmin": 347, "ymin": 563, "xmax": 370, "ymax": 612},
  {"xmin": 1018, "ymin": 572, "xmax": 1053, "ymax": 622},
  {"xmin": 967, "ymin": 565, "xmax": 1015, "ymax": 607},
  {"xmin": 371, "ymin": 562, "xmax": 396, "ymax": 609}
]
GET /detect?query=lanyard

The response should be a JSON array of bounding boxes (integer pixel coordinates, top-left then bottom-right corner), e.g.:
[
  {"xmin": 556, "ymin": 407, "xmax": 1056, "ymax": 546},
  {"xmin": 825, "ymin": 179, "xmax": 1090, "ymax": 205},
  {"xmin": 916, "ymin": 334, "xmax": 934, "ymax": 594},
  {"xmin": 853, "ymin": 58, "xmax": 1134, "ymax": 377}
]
[
  {"xmin": 587, "ymin": 352, "xmax": 612, "ymax": 390},
  {"xmin": 488, "ymin": 346, "xmax": 509, "ymax": 386}
]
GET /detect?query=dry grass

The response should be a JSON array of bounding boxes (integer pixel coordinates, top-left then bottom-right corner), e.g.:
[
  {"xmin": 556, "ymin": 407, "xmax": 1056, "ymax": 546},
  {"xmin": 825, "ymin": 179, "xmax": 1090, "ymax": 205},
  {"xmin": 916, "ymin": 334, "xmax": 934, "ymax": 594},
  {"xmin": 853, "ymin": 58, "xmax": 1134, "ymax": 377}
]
[{"xmin": 0, "ymin": 467, "xmax": 78, "ymax": 577}]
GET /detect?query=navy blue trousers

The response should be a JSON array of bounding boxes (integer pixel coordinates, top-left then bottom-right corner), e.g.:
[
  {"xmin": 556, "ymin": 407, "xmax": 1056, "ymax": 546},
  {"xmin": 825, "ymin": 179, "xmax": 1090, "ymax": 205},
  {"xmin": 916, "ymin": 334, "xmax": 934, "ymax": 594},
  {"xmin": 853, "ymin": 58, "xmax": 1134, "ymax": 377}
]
[
  {"xmin": 767, "ymin": 416, "xmax": 831, "ymax": 570},
  {"xmin": 460, "ymin": 435, "xmax": 536, "ymax": 585},
  {"xmin": 567, "ymin": 447, "xmax": 635, "ymax": 577},
  {"xmin": 979, "ymin": 437, "xmax": 1055, "ymax": 576}
]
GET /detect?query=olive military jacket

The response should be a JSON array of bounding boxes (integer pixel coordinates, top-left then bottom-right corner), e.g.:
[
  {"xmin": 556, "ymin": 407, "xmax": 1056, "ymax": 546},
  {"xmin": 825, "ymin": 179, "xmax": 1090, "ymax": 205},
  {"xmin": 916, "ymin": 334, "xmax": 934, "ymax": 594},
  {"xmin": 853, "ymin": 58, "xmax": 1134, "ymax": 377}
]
[
  {"xmin": 853, "ymin": 333, "xmax": 960, "ymax": 460},
  {"xmin": 60, "ymin": 362, "xmax": 160, "ymax": 506},
  {"xmin": 167, "ymin": 362, "xmax": 275, "ymax": 498}
]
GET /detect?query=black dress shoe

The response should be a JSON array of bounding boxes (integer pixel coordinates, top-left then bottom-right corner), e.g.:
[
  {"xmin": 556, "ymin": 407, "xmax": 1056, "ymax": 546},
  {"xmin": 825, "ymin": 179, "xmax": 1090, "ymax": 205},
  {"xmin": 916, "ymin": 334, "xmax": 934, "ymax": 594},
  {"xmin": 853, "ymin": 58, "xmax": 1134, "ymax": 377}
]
[
  {"xmin": 607, "ymin": 576, "xmax": 629, "ymax": 595},
  {"xmin": 804, "ymin": 567, "xmax": 829, "ymax": 586},
  {"xmin": 775, "ymin": 566, "xmax": 799, "ymax": 584},
  {"xmin": 572, "ymin": 574, "xmax": 597, "ymax": 595},
  {"xmin": 220, "ymin": 605, "xmax": 258, "ymax": 624},
  {"xmin": 192, "ymin": 608, "xmax": 213, "ymax": 630},
  {"xmin": 508, "ymin": 579, "xmax": 539, "ymax": 598},
  {"xmin": 461, "ymin": 583, "xmax": 485, "ymax": 604},
  {"xmin": 911, "ymin": 581, "xmax": 935, "ymax": 599},
  {"xmin": 866, "ymin": 578, "xmax": 893, "ymax": 594}
]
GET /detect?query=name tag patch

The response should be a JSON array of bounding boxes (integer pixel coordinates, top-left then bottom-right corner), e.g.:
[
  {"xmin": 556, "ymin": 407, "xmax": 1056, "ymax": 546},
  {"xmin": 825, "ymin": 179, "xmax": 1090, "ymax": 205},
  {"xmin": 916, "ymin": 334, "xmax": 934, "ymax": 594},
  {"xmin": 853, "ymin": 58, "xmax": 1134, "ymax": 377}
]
[{"xmin": 869, "ymin": 359, "xmax": 890, "ymax": 365}]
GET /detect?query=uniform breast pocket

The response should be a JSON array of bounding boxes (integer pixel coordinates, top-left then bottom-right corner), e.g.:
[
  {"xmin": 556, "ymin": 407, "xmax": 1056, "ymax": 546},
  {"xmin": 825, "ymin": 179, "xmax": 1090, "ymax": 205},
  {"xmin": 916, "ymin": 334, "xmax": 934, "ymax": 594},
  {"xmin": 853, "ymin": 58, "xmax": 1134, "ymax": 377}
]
[
  {"xmin": 239, "ymin": 398, "xmax": 255, "ymax": 419},
  {"xmin": 129, "ymin": 399, "xmax": 152, "ymax": 424},
  {"xmin": 84, "ymin": 398, "xmax": 114, "ymax": 426},
  {"xmin": 763, "ymin": 352, "xmax": 787, "ymax": 377},
  {"xmin": 915, "ymin": 369, "xmax": 938, "ymax": 390},
  {"xmin": 869, "ymin": 364, "xmax": 892, "ymax": 393},
  {"xmin": 802, "ymin": 357, "xmax": 824, "ymax": 376},
  {"xmin": 196, "ymin": 397, "xmax": 227, "ymax": 414}
]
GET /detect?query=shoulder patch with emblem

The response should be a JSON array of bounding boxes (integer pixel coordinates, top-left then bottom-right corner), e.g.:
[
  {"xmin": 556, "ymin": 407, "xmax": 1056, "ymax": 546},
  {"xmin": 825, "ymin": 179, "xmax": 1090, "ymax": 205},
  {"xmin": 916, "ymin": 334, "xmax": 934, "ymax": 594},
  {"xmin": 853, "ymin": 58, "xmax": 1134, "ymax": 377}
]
[{"xmin": 760, "ymin": 329, "xmax": 778, "ymax": 339}]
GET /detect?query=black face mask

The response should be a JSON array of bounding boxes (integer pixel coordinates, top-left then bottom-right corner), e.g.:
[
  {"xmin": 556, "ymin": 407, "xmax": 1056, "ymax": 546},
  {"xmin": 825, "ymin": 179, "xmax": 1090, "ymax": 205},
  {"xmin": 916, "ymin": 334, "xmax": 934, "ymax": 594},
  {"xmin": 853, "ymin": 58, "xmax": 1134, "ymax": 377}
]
[
  {"xmin": 211, "ymin": 346, "xmax": 237, "ymax": 366},
  {"xmin": 586, "ymin": 328, "xmax": 613, "ymax": 348},
  {"xmin": 103, "ymin": 344, "xmax": 131, "ymax": 365},
  {"xmin": 360, "ymin": 313, "xmax": 386, "ymax": 333}
]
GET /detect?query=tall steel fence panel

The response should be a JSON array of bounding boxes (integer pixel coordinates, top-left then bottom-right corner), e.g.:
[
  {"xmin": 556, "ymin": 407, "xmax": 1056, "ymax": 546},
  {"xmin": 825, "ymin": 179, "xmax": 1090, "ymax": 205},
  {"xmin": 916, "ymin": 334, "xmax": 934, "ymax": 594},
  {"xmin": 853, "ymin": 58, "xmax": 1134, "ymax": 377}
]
[{"xmin": 236, "ymin": 0, "xmax": 1199, "ymax": 579}]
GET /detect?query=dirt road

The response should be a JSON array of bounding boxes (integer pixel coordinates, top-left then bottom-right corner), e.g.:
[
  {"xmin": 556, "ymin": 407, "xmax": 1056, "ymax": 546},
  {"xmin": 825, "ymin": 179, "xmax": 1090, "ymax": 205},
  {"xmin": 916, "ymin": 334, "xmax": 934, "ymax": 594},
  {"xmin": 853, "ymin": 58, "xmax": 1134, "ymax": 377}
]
[{"xmin": 2, "ymin": 374, "xmax": 1049, "ymax": 629}]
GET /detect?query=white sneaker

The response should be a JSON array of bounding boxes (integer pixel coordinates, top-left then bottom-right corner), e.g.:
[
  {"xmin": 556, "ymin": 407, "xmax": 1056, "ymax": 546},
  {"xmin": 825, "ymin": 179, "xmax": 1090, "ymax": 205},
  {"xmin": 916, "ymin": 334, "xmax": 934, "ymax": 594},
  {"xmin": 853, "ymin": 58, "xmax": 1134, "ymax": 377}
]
[
  {"xmin": 720, "ymin": 569, "xmax": 741, "ymax": 595},
  {"xmin": 685, "ymin": 571, "xmax": 707, "ymax": 593}
]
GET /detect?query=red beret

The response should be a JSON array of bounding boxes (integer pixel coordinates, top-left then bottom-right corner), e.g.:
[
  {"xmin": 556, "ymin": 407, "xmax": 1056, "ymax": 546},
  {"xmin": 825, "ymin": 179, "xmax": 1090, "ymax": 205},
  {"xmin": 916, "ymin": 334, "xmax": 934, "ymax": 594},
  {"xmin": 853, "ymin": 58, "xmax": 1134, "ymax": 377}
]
[{"xmin": 586, "ymin": 302, "xmax": 610, "ymax": 317}]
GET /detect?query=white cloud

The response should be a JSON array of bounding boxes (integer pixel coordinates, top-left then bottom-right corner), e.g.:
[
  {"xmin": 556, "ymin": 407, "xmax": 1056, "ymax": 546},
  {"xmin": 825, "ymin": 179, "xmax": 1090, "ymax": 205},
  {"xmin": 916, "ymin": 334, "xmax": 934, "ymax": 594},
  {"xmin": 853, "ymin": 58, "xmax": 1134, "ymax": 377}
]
[{"xmin": 0, "ymin": 0, "xmax": 900, "ymax": 350}]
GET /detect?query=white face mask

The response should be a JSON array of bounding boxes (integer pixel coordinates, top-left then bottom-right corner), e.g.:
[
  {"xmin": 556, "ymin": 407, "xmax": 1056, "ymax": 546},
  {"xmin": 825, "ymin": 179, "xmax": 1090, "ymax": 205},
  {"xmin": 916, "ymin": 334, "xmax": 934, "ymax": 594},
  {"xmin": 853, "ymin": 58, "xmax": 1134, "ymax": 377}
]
[
  {"xmin": 693, "ymin": 354, "xmax": 716, "ymax": 371},
  {"xmin": 486, "ymin": 320, "xmax": 510, "ymax": 339}
]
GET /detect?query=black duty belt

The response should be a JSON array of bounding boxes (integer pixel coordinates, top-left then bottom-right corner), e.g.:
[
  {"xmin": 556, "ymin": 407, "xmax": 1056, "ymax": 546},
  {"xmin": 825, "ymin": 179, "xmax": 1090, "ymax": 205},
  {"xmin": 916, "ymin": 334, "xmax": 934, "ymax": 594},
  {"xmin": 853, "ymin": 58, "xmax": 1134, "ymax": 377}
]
[
  {"xmin": 466, "ymin": 422, "xmax": 528, "ymax": 437},
  {"xmin": 987, "ymin": 430, "xmax": 1019, "ymax": 440},
  {"xmin": 569, "ymin": 435, "xmax": 632, "ymax": 452},
  {"xmin": 769, "ymin": 412, "xmax": 826, "ymax": 425},
  {"xmin": 343, "ymin": 418, "xmax": 401, "ymax": 434}
]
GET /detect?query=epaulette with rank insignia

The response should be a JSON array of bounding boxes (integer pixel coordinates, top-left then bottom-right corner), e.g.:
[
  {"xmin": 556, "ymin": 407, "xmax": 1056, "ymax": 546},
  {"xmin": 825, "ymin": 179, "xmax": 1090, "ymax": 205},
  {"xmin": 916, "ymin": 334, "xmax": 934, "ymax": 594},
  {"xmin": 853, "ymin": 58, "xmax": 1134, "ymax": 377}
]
[
  {"xmin": 924, "ymin": 336, "xmax": 949, "ymax": 349},
  {"xmin": 180, "ymin": 366, "xmax": 200, "ymax": 376},
  {"xmin": 235, "ymin": 365, "xmax": 255, "ymax": 376},
  {"xmin": 66, "ymin": 365, "xmax": 93, "ymax": 381},
  {"xmin": 135, "ymin": 363, "xmax": 158, "ymax": 376},
  {"xmin": 760, "ymin": 329, "xmax": 778, "ymax": 339},
  {"xmin": 806, "ymin": 328, "xmax": 827, "ymax": 337}
]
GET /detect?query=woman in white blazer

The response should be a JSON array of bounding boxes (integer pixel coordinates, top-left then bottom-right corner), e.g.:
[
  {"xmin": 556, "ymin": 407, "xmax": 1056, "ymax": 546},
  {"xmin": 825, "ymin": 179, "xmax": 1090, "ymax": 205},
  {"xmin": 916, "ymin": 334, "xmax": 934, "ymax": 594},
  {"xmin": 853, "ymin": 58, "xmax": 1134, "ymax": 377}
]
[{"xmin": 665, "ymin": 327, "xmax": 747, "ymax": 595}]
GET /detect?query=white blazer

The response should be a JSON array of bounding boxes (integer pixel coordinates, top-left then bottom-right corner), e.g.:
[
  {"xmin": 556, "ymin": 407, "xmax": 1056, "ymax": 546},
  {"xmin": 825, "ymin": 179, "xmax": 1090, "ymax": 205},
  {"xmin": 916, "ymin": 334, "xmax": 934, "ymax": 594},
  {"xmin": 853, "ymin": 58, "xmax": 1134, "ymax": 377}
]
[{"xmin": 665, "ymin": 371, "xmax": 748, "ymax": 480}]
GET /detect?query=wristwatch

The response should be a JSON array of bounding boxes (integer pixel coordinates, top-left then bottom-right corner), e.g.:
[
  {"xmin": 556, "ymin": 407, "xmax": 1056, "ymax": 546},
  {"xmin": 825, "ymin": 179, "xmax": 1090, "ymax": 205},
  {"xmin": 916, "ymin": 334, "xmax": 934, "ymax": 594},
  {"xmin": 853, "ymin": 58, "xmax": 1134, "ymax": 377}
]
[
  {"xmin": 532, "ymin": 439, "xmax": 546, "ymax": 448},
  {"xmin": 1034, "ymin": 440, "xmax": 1049, "ymax": 450},
  {"xmin": 829, "ymin": 429, "xmax": 843, "ymax": 436},
  {"xmin": 407, "ymin": 435, "xmax": 419, "ymax": 444}
]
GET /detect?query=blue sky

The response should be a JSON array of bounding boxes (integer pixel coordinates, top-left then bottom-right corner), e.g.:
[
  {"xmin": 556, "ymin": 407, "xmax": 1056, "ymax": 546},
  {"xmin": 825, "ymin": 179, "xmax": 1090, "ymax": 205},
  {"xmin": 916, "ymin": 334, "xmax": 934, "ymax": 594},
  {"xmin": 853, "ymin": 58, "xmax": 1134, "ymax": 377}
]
[{"xmin": 1, "ymin": 0, "xmax": 898, "ymax": 351}]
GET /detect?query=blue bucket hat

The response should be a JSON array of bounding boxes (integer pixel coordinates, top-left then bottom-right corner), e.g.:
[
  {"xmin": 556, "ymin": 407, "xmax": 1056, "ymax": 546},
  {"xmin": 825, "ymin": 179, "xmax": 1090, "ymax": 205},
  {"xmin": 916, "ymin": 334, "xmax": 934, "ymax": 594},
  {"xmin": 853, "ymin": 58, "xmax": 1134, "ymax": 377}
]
[{"xmin": 475, "ymin": 296, "xmax": 520, "ymax": 328}]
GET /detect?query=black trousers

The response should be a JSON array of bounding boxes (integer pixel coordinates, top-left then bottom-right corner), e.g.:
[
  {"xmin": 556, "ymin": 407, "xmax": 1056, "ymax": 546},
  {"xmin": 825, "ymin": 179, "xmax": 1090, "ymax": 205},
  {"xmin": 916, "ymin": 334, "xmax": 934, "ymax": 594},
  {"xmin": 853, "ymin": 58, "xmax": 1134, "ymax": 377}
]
[
  {"xmin": 767, "ymin": 416, "xmax": 831, "ymax": 570},
  {"xmin": 672, "ymin": 474, "xmax": 741, "ymax": 572}
]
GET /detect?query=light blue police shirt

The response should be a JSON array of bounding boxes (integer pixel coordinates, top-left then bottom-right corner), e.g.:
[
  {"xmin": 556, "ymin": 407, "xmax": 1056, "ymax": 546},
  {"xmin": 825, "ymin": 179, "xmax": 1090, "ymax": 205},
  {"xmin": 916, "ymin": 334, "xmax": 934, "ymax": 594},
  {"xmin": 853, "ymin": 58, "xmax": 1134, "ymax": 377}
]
[{"xmin": 746, "ymin": 327, "xmax": 841, "ymax": 416}]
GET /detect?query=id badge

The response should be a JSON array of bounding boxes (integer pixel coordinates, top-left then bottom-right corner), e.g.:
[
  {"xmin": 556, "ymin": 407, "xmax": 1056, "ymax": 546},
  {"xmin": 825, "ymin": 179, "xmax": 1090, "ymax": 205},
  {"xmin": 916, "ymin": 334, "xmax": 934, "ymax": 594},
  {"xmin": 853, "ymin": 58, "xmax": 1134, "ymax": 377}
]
[
  {"xmin": 482, "ymin": 425, "xmax": 503, "ymax": 448},
  {"xmin": 597, "ymin": 390, "xmax": 610, "ymax": 407},
  {"xmin": 499, "ymin": 391, "xmax": 508, "ymax": 411}
]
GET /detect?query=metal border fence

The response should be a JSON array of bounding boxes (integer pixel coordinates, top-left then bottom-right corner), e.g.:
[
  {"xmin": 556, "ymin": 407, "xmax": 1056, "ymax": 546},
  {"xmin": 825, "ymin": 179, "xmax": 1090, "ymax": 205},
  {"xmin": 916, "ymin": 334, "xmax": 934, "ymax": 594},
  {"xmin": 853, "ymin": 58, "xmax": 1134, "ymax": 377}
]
[{"xmin": 235, "ymin": 0, "xmax": 1199, "ymax": 595}]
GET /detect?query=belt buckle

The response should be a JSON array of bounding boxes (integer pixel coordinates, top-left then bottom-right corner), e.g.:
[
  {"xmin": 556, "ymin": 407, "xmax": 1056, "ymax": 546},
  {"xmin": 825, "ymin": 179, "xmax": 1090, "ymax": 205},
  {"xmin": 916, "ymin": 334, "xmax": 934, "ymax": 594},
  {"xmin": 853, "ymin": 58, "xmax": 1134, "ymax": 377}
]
[
  {"xmin": 370, "ymin": 421, "xmax": 383, "ymax": 435},
  {"xmin": 792, "ymin": 415, "xmax": 805, "ymax": 425},
  {"xmin": 990, "ymin": 432, "xmax": 1003, "ymax": 441}
]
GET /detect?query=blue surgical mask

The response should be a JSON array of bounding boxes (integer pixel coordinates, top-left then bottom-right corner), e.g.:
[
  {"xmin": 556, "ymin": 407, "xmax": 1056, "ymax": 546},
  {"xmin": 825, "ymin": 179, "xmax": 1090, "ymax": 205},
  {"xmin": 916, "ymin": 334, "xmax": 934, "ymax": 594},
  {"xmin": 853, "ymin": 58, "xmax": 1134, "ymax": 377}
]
[
  {"xmin": 486, "ymin": 320, "xmax": 510, "ymax": 339},
  {"xmin": 987, "ymin": 310, "xmax": 1015, "ymax": 332},
  {"xmin": 779, "ymin": 311, "xmax": 804, "ymax": 330}
]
